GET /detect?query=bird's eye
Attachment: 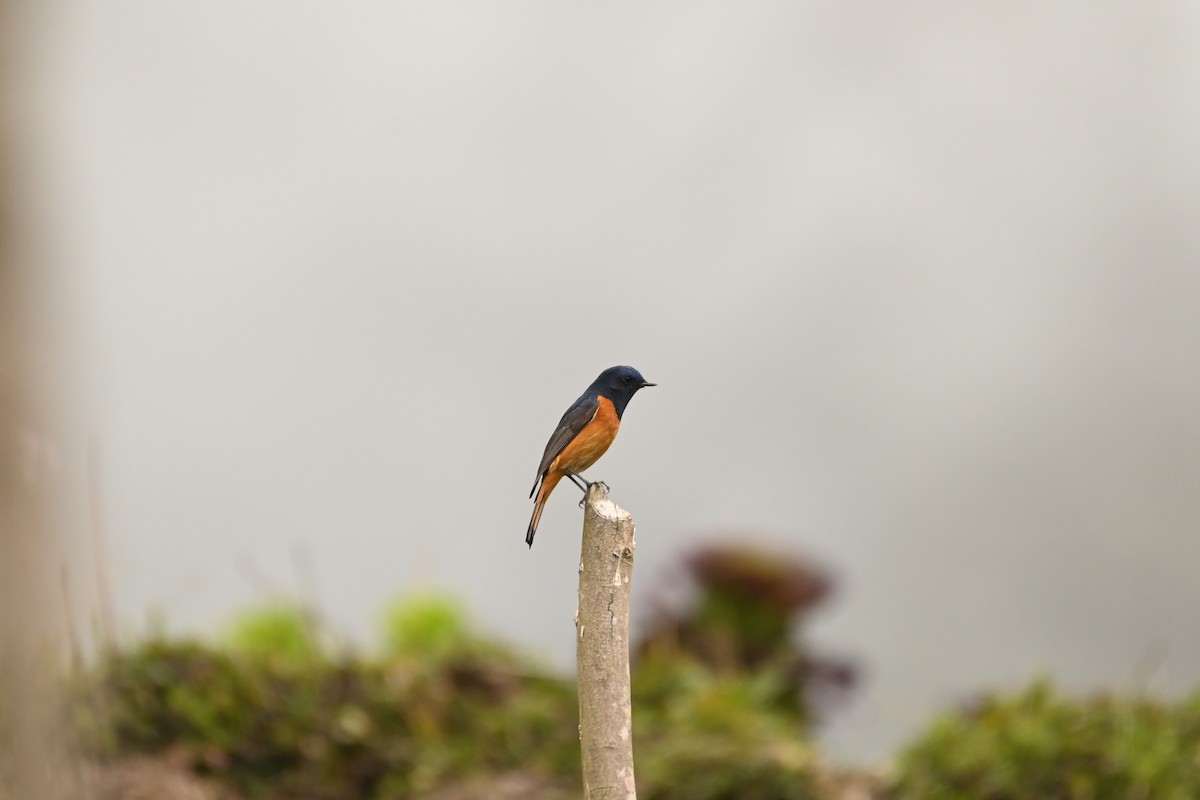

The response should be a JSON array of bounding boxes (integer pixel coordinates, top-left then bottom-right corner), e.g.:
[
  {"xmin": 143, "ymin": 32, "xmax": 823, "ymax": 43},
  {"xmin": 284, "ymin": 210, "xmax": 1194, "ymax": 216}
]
[{"xmin": 623, "ymin": 375, "xmax": 634, "ymax": 384}]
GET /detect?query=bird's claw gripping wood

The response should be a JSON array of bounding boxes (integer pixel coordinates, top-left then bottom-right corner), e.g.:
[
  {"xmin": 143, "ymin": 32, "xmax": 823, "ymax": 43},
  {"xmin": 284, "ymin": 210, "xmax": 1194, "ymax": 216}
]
[{"xmin": 570, "ymin": 472, "xmax": 611, "ymax": 507}]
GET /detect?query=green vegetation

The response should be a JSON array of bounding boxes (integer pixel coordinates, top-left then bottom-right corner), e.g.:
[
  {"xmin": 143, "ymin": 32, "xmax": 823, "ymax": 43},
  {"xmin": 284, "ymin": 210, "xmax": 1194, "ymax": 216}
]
[
  {"xmin": 56, "ymin": 550, "xmax": 1200, "ymax": 800},
  {"xmin": 892, "ymin": 680, "xmax": 1200, "ymax": 799},
  {"xmin": 629, "ymin": 544, "xmax": 846, "ymax": 799},
  {"xmin": 634, "ymin": 662, "xmax": 818, "ymax": 800},
  {"xmin": 72, "ymin": 600, "xmax": 580, "ymax": 799},
  {"xmin": 381, "ymin": 593, "xmax": 472, "ymax": 661},
  {"xmin": 67, "ymin": 547, "xmax": 843, "ymax": 799},
  {"xmin": 223, "ymin": 602, "xmax": 322, "ymax": 666}
]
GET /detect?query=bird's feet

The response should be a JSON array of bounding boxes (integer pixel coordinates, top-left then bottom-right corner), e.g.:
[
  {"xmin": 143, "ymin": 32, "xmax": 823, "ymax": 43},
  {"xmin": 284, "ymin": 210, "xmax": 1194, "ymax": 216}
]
[
  {"xmin": 565, "ymin": 469, "xmax": 589, "ymax": 492},
  {"xmin": 566, "ymin": 470, "xmax": 609, "ymax": 506}
]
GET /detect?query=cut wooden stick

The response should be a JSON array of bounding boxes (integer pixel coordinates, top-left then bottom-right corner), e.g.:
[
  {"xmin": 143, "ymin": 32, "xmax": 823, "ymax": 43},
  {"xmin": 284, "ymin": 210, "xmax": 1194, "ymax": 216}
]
[{"xmin": 575, "ymin": 482, "xmax": 638, "ymax": 800}]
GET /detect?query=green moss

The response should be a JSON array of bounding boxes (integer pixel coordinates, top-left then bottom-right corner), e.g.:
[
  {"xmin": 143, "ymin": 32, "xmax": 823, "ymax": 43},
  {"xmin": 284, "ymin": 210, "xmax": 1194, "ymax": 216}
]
[
  {"xmin": 891, "ymin": 680, "xmax": 1200, "ymax": 799},
  {"xmin": 71, "ymin": 601, "xmax": 582, "ymax": 799},
  {"xmin": 71, "ymin": 596, "xmax": 1200, "ymax": 800},
  {"xmin": 633, "ymin": 654, "xmax": 819, "ymax": 799},
  {"xmin": 224, "ymin": 603, "xmax": 322, "ymax": 666},
  {"xmin": 380, "ymin": 594, "xmax": 470, "ymax": 661}
]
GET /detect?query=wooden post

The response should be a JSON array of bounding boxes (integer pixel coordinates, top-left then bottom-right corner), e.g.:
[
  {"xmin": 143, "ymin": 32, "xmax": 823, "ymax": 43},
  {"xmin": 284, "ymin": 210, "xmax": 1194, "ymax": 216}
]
[{"xmin": 575, "ymin": 482, "xmax": 637, "ymax": 800}]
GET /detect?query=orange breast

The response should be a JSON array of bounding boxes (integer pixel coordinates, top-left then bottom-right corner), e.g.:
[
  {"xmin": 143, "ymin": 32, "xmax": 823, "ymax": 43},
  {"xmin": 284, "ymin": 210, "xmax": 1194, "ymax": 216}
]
[{"xmin": 550, "ymin": 396, "xmax": 621, "ymax": 474}]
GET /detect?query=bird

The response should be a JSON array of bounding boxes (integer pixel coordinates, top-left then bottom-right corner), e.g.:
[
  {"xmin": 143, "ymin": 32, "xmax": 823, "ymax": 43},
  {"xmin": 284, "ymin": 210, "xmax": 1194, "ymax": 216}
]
[{"xmin": 526, "ymin": 365, "xmax": 655, "ymax": 548}]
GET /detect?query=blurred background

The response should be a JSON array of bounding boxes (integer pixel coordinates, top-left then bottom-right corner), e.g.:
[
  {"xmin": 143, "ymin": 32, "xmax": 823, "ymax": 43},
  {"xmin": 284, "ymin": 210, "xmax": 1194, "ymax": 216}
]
[{"xmin": 6, "ymin": 0, "xmax": 1199, "ymax": 768}]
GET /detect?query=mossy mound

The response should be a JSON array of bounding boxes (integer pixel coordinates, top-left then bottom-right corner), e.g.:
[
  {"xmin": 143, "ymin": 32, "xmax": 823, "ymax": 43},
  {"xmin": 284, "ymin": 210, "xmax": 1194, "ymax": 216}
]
[{"xmin": 891, "ymin": 680, "xmax": 1200, "ymax": 799}]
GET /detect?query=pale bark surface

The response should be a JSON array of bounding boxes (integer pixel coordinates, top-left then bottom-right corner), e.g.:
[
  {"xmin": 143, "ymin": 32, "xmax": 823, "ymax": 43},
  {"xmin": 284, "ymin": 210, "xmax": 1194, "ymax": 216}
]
[{"xmin": 575, "ymin": 483, "xmax": 637, "ymax": 800}]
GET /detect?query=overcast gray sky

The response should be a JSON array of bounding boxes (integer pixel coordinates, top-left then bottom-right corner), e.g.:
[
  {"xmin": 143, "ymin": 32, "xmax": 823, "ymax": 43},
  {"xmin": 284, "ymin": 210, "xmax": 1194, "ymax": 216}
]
[{"xmin": 17, "ymin": 1, "xmax": 1200, "ymax": 761}]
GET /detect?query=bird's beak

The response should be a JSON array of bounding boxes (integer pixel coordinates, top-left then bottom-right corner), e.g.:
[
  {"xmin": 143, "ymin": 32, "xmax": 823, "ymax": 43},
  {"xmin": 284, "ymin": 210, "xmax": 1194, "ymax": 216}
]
[{"xmin": 641, "ymin": 380, "xmax": 656, "ymax": 388}]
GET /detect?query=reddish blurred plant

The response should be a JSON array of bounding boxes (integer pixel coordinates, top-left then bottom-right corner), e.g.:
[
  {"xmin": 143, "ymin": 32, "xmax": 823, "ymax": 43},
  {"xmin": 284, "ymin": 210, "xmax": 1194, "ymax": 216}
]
[{"xmin": 634, "ymin": 541, "xmax": 856, "ymax": 728}]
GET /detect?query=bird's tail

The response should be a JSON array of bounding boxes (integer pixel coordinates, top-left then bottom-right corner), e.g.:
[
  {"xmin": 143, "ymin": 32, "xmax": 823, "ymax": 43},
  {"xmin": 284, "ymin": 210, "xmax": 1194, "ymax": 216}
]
[{"xmin": 526, "ymin": 471, "xmax": 562, "ymax": 548}]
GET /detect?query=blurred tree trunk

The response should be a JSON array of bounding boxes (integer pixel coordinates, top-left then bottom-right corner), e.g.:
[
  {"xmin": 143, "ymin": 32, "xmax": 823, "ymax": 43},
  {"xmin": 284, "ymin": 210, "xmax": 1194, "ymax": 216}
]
[{"xmin": 0, "ymin": 3, "xmax": 69, "ymax": 797}]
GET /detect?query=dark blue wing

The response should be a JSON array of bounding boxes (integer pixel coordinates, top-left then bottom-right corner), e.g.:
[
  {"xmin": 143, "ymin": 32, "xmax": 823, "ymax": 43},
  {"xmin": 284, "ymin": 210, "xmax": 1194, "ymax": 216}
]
[{"xmin": 530, "ymin": 393, "xmax": 600, "ymax": 497}]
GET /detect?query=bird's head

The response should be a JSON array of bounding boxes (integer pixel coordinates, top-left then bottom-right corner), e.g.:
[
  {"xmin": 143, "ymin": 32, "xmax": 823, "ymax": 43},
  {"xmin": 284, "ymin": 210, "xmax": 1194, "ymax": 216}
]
[{"xmin": 592, "ymin": 365, "xmax": 655, "ymax": 415}]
